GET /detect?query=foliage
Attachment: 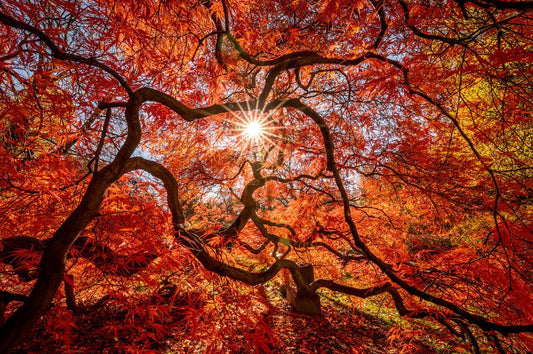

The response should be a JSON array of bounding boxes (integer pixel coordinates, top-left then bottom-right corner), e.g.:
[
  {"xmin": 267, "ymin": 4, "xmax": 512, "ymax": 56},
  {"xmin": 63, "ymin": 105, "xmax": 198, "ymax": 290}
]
[{"xmin": 1, "ymin": 0, "xmax": 533, "ymax": 352}]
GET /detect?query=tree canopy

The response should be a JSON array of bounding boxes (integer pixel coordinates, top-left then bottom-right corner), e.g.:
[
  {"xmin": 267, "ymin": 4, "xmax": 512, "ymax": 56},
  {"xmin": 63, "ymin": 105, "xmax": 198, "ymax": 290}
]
[{"xmin": 1, "ymin": 0, "xmax": 533, "ymax": 352}]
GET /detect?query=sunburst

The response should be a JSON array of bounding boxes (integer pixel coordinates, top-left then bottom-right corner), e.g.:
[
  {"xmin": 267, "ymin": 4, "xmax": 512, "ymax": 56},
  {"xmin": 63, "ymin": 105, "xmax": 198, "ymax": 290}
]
[
  {"xmin": 245, "ymin": 120, "xmax": 263, "ymax": 139},
  {"xmin": 224, "ymin": 100, "xmax": 284, "ymax": 158}
]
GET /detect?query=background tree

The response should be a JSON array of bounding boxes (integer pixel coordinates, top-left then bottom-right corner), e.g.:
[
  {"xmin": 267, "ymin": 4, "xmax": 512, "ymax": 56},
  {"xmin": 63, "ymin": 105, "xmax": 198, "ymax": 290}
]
[{"xmin": 1, "ymin": 0, "xmax": 532, "ymax": 352}]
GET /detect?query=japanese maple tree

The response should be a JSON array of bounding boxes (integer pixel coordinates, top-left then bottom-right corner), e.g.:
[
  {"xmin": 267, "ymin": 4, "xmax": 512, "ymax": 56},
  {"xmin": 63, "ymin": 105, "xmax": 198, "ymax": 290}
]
[{"xmin": 1, "ymin": 0, "xmax": 533, "ymax": 352}]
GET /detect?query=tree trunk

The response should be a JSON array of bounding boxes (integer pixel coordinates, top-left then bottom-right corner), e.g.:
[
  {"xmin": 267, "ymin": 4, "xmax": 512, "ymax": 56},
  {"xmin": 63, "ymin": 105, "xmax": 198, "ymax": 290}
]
[{"xmin": 284, "ymin": 264, "xmax": 321, "ymax": 315}]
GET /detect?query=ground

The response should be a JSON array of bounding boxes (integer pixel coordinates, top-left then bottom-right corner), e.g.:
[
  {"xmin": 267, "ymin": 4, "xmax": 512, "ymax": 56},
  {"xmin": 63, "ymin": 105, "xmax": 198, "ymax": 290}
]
[{"xmin": 12, "ymin": 278, "xmax": 440, "ymax": 353}]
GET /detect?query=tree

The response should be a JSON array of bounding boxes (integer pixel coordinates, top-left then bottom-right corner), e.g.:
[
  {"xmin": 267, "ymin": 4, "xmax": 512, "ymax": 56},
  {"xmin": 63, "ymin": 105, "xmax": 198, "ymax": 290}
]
[{"xmin": 1, "ymin": 0, "xmax": 532, "ymax": 351}]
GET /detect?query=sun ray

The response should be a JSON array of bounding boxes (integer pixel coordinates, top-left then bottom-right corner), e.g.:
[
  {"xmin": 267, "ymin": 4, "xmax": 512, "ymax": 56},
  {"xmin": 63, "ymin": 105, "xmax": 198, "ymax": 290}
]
[{"xmin": 220, "ymin": 100, "xmax": 288, "ymax": 163}]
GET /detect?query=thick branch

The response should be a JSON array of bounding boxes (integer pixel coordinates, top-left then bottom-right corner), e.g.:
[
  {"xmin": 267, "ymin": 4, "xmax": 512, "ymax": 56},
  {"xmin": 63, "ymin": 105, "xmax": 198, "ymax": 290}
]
[
  {"xmin": 312, "ymin": 280, "xmax": 429, "ymax": 318},
  {"xmin": 0, "ymin": 87, "xmax": 143, "ymax": 351},
  {"xmin": 283, "ymin": 99, "xmax": 533, "ymax": 335},
  {"xmin": 124, "ymin": 157, "xmax": 185, "ymax": 225},
  {"xmin": 371, "ymin": 0, "xmax": 388, "ymax": 48},
  {"xmin": 122, "ymin": 156, "xmax": 319, "ymax": 292}
]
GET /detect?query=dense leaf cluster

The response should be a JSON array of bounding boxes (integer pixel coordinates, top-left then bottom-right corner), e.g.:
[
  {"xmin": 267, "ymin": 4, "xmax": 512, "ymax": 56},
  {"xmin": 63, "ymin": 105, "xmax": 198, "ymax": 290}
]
[{"xmin": 1, "ymin": 0, "xmax": 532, "ymax": 352}]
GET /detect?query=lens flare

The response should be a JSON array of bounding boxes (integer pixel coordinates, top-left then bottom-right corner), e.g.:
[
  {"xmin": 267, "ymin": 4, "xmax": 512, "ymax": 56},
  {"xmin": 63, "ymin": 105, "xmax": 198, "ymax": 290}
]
[
  {"xmin": 222, "ymin": 100, "xmax": 286, "ymax": 159},
  {"xmin": 245, "ymin": 120, "xmax": 263, "ymax": 138},
  {"xmin": 235, "ymin": 111, "xmax": 271, "ymax": 145}
]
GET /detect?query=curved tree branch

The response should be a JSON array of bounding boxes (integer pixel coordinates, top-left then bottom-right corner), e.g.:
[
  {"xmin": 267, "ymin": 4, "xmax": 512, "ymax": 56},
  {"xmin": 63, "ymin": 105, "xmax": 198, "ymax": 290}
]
[
  {"xmin": 0, "ymin": 12, "xmax": 132, "ymax": 95},
  {"xmin": 122, "ymin": 156, "xmax": 318, "ymax": 298},
  {"xmin": 281, "ymin": 98, "xmax": 533, "ymax": 335},
  {"xmin": 0, "ymin": 85, "xmax": 143, "ymax": 351}
]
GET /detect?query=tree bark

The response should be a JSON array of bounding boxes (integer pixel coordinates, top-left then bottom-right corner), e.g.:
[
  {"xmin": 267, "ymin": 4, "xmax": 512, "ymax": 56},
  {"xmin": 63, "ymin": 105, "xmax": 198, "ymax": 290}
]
[{"xmin": 284, "ymin": 264, "xmax": 321, "ymax": 315}]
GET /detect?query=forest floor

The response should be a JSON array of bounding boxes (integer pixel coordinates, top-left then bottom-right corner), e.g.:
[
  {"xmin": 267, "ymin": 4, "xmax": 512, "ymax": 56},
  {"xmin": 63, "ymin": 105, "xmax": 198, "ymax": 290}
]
[
  {"xmin": 15, "ymin": 279, "xmax": 438, "ymax": 353},
  {"xmin": 244, "ymin": 295, "xmax": 431, "ymax": 353}
]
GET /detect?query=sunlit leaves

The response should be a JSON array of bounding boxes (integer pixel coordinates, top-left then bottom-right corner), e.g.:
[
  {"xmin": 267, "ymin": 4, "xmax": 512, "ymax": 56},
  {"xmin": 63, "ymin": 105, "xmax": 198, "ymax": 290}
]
[{"xmin": 1, "ymin": 0, "xmax": 533, "ymax": 352}]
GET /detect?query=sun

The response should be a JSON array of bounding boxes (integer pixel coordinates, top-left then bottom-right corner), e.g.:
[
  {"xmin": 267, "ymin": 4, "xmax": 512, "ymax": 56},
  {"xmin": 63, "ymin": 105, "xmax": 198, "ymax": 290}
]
[
  {"xmin": 245, "ymin": 120, "xmax": 263, "ymax": 139},
  {"xmin": 223, "ymin": 100, "xmax": 286, "ymax": 157},
  {"xmin": 233, "ymin": 109, "xmax": 272, "ymax": 144}
]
